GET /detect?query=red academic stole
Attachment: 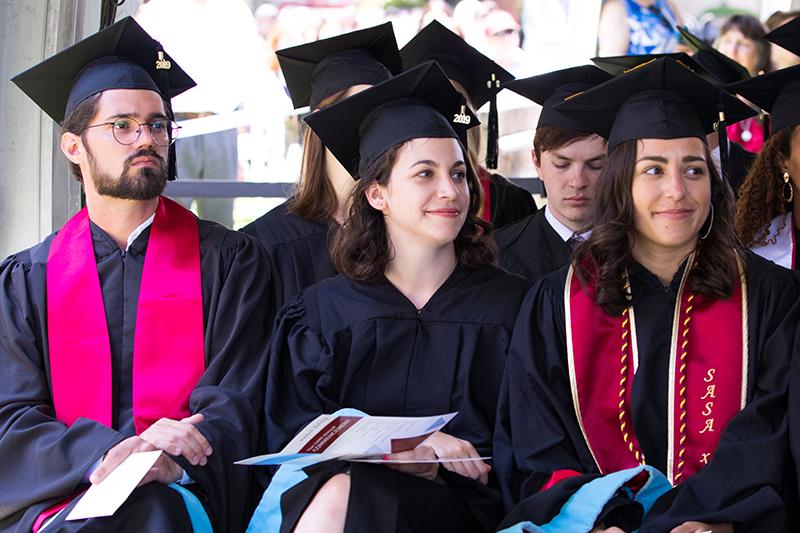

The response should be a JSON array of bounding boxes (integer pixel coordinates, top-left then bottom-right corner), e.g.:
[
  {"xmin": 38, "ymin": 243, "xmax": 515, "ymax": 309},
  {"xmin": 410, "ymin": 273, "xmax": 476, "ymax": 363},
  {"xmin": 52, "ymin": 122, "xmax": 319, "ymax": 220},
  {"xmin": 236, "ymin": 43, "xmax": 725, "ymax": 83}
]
[
  {"xmin": 46, "ymin": 196, "xmax": 205, "ymax": 434},
  {"xmin": 564, "ymin": 256, "xmax": 747, "ymax": 486}
]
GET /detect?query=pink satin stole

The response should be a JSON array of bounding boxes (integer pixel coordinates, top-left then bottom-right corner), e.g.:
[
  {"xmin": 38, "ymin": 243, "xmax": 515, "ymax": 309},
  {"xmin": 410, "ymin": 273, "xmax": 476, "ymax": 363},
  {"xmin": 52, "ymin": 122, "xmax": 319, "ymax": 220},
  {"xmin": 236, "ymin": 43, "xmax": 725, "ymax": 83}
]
[{"xmin": 46, "ymin": 196, "xmax": 205, "ymax": 433}]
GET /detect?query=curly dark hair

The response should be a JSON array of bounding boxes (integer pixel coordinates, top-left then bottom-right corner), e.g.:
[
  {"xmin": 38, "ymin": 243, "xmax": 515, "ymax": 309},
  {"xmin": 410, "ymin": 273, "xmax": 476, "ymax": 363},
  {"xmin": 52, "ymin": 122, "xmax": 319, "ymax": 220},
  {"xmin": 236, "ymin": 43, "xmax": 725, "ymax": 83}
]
[
  {"xmin": 735, "ymin": 125, "xmax": 796, "ymax": 247},
  {"xmin": 330, "ymin": 140, "xmax": 497, "ymax": 281},
  {"xmin": 573, "ymin": 138, "xmax": 743, "ymax": 316}
]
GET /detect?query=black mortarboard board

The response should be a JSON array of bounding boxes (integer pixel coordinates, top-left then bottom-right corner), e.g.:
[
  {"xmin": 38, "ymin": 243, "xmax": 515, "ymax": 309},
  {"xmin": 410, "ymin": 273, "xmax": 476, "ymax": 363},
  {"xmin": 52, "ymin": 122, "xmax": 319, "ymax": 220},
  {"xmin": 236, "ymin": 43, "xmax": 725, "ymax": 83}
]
[
  {"xmin": 11, "ymin": 16, "xmax": 195, "ymax": 181},
  {"xmin": 11, "ymin": 16, "xmax": 194, "ymax": 125},
  {"xmin": 727, "ymin": 64, "xmax": 800, "ymax": 134},
  {"xmin": 304, "ymin": 61, "xmax": 479, "ymax": 178},
  {"xmin": 555, "ymin": 58, "xmax": 756, "ymax": 152},
  {"xmin": 765, "ymin": 16, "xmax": 800, "ymax": 55},
  {"xmin": 277, "ymin": 22, "xmax": 402, "ymax": 110},
  {"xmin": 502, "ymin": 65, "xmax": 612, "ymax": 133},
  {"xmin": 678, "ymin": 26, "xmax": 751, "ymax": 84},
  {"xmin": 592, "ymin": 48, "xmax": 749, "ymax": 87},
  {"xmin": 400, "ymin": 20, "xmax": 513, "ymax": 169}
]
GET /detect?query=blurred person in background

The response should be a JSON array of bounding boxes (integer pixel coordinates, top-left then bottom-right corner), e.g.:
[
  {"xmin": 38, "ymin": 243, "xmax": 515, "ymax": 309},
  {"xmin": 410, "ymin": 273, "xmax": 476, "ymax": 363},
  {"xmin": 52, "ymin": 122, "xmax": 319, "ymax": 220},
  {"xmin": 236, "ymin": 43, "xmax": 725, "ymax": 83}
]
[
  {"xmin": 715, "ymin": 14, "xmax": 770, "ymax": 153},
  {"xmin": 598, "ymin": 0, "xmax": 683, "ymax": 56},
  {"xmin": 715, "ymin": 14, "xmax": 770, "ymax": 76},
  {"xmin": 481, "ymin": 8, "xmax": 528, "ymax": 76}
]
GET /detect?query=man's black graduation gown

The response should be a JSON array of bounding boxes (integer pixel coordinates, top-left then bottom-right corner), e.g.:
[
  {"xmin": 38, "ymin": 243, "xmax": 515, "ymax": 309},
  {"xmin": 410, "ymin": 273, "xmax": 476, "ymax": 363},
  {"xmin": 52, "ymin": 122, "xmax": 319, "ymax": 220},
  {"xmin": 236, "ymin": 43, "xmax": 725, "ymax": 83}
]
[
  {"xmin": 494, "ymin": 253, "xmax": 800, "ymax": 531},
  {"xmin": 494, "ymin": 208, "xmax": 571, "ymax": 282},
  {"xmin": 0, "ymin": 219, "xmax": 277, "ymax": 532},
  {"xmin": 262, "ymin": 265, "xmax": 530, "ymax": 532},
  {"xmin": 487, "ymin": 174, "xmax": 537, "ymax": 230}
]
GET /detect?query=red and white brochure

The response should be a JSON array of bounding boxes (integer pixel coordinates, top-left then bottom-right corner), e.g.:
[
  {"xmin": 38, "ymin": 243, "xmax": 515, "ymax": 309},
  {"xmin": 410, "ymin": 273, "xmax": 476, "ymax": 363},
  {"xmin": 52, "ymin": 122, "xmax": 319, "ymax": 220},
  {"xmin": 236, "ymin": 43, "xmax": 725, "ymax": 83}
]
[{"xmin": 237, "ymin": 412, "xmax": 487, "ymax": 466}]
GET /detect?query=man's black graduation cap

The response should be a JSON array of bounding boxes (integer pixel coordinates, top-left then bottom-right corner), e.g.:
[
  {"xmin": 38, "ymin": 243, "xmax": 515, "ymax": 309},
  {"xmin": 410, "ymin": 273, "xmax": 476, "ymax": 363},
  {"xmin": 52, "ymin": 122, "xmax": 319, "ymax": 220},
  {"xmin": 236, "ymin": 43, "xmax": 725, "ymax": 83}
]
[
  {"xmin": 764, "ymin": 15, "xmax": 800, "ymax": 55},
  {"xmin": 727, "ymin": 64, "xmax": 800, "ymax": 134},
  {"xmin": 11, "ymin": 16, "xmax": 195, "ymax": 180},
  {"xmin": 400, "ymin": 20, "xmax": 513, "ymax": 169},
  {"xmin": 555, "ymin": 57, "xmax": 756, "ymax": 152},
  {"xmin": 277, "ymin": 22, "xmax": 402, "ymax": 110},
  {"xmin": 502, "ymin": 65, "xmax": 612, "ymax": 133},
  {"xmin": 304, "ymin": 61, "xmax": 479, "ymax": 178}
]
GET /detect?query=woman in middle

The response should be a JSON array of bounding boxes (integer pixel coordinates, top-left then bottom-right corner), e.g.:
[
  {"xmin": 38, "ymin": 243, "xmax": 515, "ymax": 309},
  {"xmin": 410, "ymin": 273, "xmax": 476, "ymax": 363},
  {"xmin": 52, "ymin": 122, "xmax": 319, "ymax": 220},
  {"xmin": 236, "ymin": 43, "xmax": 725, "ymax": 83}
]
[
  {"xmin": 494, "ymin": 57, "xmax": 800, "ymax": 532},
  {"xmin": 254, "ymin": 62, "xmax": 530, "ymax": 533}
]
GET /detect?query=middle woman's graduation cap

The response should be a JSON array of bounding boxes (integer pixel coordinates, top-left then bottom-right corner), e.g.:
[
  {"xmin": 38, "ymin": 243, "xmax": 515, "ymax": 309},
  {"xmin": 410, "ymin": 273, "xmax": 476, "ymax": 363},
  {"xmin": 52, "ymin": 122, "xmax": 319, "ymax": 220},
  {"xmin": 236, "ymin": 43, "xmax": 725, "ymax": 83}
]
[
  {"xmin": 502, "ymin": 65, "xmax": 612, "ymax": 133},
  {"xmin": 764, "ymin": 15, "xmax": 800, "ymax": 56},
  {"xmin": 277, "ymin": 22, "xmax": 403, "ymax": 110},
  {"xmin": 555, "ymin": 57, "xmax": 756, "ymax": 152},
  {"xmin": 727, "ymin": 64, "xmax": 800, "ymax": 134},
  {"xmin": 304, "ymin": 61, "xmax": 480, "ymax": 178},
  {"xmin": 400, "ymin": 20, "xmax": 513, "ymax": 169}
]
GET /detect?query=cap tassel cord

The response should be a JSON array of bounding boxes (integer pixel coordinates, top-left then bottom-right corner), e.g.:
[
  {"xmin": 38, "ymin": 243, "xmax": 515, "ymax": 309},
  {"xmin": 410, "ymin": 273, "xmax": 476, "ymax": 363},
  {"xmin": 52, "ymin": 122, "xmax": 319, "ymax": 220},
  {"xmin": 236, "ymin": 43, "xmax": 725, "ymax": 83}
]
[
  {"xmin": 485, "ymin": 73, "xmax": 500, "ymax": 170},
  {"xmin": 155, "ymin": 41, "xmax": 177, "ymax": 181},
  {"xmin": 715, "ymin": 97, "xmax": 730, "ymax": 185}
]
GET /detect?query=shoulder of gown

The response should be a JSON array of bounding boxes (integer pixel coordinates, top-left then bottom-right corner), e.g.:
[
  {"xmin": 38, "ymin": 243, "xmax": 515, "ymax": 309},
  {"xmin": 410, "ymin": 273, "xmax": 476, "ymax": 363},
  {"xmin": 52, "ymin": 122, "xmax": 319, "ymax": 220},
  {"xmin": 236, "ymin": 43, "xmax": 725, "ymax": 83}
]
[{"xmin": 239, "ymin": 200, "xmax": 328, "ymax": 251}]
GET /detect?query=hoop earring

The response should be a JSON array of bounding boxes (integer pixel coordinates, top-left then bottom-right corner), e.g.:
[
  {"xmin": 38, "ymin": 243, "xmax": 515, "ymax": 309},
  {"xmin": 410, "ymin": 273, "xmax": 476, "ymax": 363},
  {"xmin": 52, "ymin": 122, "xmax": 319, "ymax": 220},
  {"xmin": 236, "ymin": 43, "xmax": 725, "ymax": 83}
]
[
  {"xmin": 783, "ymin": 172, "xmax": 794, "ymax": 203},
  {"xmin": 699, "ymin": 204, "xmax": 714, "ymax": 240}
]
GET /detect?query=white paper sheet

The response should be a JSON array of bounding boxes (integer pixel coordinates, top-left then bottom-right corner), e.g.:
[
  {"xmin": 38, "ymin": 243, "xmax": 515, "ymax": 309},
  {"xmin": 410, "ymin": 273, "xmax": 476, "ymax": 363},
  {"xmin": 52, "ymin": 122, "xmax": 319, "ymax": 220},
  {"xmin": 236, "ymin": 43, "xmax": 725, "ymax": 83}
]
[
  {"xmin": 237, "ymin": 412, "xmax": 459, "ymax": 466},
  {"xmin": 66, "ymin": 450, "xmax": 161, "ymax": 521}
]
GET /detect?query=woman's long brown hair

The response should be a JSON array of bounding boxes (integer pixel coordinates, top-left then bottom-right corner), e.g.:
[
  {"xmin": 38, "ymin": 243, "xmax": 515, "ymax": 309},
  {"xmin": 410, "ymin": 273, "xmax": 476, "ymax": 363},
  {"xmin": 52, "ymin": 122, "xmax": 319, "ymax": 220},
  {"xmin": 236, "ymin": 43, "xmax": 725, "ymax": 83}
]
[
  {"xmin": 287, "ymin": 88, "xmax": 351, "ymax": 223},
  {"xmin": 573, "ymin": 138, "xmax": 743, "ymax": 316}
]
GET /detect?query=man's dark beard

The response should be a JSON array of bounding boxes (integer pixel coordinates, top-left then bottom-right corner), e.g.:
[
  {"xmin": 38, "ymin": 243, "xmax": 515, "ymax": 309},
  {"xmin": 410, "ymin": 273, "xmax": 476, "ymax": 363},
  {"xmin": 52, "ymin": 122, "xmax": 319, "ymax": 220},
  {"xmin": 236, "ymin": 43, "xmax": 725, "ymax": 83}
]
[{"xmin": 88, "ymin": 147, "xmax": 168, "ymax": 200}]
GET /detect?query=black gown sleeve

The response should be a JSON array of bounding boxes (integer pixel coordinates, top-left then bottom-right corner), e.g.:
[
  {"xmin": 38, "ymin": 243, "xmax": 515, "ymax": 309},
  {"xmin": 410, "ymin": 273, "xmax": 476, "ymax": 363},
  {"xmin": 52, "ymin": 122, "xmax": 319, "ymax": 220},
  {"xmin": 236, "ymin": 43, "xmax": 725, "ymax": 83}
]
[
  {"xmin": 0, "ymin": 253, "xmax": 126, "ymax": 528},
  {"xmin": 174, "ymin": 231, "xmax": 278, "ymax": 532},
  {"xmin": 263, "ymin": 288, "xmax": 339, "ymax": 454}
]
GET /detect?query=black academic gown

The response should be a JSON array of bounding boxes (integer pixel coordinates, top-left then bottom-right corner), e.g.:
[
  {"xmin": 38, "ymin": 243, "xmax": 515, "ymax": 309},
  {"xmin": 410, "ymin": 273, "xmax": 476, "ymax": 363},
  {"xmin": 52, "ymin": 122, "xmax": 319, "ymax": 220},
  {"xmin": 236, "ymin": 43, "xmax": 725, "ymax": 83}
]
[
  {"xmin": 241, "ymin": 200, "xmax": 336, "ymax": 307},
  {"xmin": 262, "ymin": 265, "xmax": 531, "ymax": 533},
  {"xmin": 487, "ymin": 173, "xmax": 537, "ymax": 230},
  {"xmin": 494, "ymin": 253, "xmax": 800, "ymax": 531},
  {"xmin": 495, "ymin": 208, "xmax": 571, "ymax": 282},
  {"xmin": 0, "ymin": 219, "xmax": 277, "ymax": 533}
]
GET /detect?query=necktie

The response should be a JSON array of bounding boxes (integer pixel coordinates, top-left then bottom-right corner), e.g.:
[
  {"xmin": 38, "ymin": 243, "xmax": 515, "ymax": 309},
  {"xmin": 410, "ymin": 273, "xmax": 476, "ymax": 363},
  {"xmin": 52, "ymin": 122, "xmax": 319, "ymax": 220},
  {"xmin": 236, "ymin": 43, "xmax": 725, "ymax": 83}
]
[{"xmin": 567, "ymin": 233, "xmax": 581, "ymax": 250}]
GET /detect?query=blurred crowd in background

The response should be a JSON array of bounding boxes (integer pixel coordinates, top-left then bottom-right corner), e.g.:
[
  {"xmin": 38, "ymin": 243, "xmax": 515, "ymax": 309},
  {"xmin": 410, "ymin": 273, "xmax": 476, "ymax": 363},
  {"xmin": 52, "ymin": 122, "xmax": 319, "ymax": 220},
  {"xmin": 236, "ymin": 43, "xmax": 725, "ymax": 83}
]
[{"xmin": 132, "ymin": 0, "xmax": 800, "ymax": 229}]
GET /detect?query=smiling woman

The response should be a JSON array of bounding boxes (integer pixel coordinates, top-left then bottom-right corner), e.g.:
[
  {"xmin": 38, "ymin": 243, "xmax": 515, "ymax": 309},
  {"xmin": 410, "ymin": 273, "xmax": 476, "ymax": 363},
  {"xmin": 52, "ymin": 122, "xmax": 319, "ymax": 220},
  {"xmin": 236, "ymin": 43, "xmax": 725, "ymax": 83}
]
[
  {"xmin": 248, "ymin": 62, "xmax": 530, "ymax": 533},
  {"xmin": 494, "ymin": 57, "xmax": 800, "ymax": 533}
]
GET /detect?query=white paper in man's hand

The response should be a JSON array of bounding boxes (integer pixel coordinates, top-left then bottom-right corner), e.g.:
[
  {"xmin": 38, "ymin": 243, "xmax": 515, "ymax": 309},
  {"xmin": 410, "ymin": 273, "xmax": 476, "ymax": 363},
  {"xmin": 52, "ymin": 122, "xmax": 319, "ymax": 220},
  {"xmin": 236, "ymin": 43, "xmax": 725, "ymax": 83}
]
[{"xmin": 66, "ymin": 450, "xmax": 161, "ymax": 521}]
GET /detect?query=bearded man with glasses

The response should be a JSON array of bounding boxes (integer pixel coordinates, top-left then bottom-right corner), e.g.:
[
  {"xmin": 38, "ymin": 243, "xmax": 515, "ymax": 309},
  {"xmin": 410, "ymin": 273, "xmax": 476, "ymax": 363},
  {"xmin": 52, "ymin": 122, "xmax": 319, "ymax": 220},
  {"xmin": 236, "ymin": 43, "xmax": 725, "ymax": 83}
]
[{"xmin": 0, "ymin": 17, "xmax": 277, "ymax": 533}]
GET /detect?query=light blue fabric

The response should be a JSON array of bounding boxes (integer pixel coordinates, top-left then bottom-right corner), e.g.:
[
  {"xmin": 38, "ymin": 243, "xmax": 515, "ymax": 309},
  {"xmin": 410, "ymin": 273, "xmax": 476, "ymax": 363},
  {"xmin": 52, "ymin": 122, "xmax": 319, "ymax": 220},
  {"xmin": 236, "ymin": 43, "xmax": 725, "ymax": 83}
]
[
  {"xmin": 247, "ymin": 408, "xmax": 367, "ymax": 533},
  {"xmin": 498, "ymin": 466, "xmax": 671, "ymax": 533},
  {"xmin": 168, "ymin": 482, "xmax": 213, "ymax": 533}
]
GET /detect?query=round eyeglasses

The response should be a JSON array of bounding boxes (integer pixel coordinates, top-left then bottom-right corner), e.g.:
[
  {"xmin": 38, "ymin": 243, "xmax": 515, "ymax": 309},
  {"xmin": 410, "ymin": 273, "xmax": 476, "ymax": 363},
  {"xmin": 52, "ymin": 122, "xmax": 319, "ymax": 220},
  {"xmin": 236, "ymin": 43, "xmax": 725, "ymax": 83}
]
[{"xmin": 83, "ymin": 117, "xmax": 181, "ymax": 146}]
